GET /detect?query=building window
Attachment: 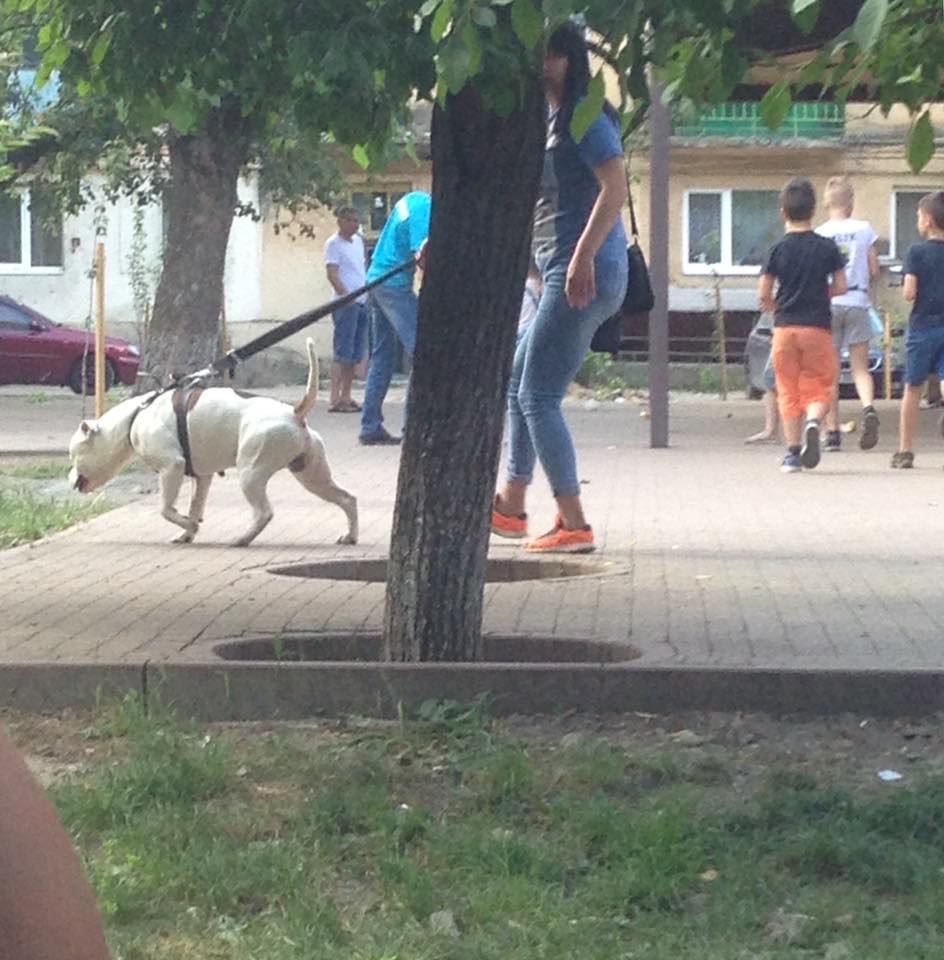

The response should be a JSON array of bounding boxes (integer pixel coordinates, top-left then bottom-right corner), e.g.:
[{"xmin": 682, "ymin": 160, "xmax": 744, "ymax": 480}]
[
  {"xmin": 350, "ymin": 185, "xmax": 411, "ymax": 235},
  {"xmin": 0, "ymin": 190, "xmax": 63, "ymax": 271},
  {"xmin": 891, "ymin": 190, "xmax": 932, "ymax": 260},
  {"xmin": 683, "ymin": 189, "xmax": 781, "ymax": 274}
]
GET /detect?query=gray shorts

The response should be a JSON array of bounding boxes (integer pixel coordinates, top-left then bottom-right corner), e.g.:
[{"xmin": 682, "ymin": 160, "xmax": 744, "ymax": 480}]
[{"xmin": 831, "ymin": 304, "xmax": 872, "ymax": 351}]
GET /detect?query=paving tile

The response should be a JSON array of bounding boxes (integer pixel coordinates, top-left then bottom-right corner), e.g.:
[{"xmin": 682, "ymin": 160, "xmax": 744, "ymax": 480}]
[{"xmin": 4, "ymin": 391, "xmax": 944, "ymax": 675}]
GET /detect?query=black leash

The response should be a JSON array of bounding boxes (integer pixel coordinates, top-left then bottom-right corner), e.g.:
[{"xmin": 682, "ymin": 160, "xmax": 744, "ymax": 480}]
[
  {"xmin": 201, "ymin": 258, "xmax": 415, "ymax": 379},
  {"xmin": 126, "ymin": 258, "xmax": 416, "ymax": 472}
]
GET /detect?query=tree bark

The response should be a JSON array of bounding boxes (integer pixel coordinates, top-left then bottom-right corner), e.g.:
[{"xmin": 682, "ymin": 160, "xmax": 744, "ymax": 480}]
[
  {"xmin": 142, "ymin": 111, "xmax": 248, "ymax": 387},
  {"xmin": 384, "ymin": 79, "xmax": 545, "ymax": 662}
]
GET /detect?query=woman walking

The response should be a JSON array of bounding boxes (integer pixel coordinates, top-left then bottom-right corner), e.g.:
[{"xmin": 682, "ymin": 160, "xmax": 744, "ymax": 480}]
[{"xmin": 491, "ymin": 21, "xmax": 628, "ymax": 553}]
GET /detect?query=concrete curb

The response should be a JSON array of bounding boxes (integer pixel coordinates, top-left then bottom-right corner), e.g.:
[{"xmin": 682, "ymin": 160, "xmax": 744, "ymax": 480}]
[
  {"xmin": 3, "ymin": 660, "xmax": 944, "ymax": 719},
  {"xmin": 0, "ymin": 663, "xmax": 145, "ymax": 712}
]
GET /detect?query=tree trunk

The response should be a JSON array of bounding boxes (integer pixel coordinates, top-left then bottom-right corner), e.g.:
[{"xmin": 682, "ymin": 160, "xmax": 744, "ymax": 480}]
[
  {"xmin": 384, "ymin": 80, "xmax": 545, "ymax": 662},
  {"xmin": 142, "ymin": 112, "xmax": 248, "ymax": 387}
]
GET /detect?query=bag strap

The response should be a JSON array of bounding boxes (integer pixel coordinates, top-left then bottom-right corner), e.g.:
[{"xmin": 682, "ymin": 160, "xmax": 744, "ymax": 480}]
[{"xmin": 623, "ymin": 157, "xmax": 640, "ymax": 243}]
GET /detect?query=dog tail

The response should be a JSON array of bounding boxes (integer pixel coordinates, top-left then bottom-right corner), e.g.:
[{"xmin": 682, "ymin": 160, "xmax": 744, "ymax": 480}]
[{"xmin": 294, "ymin": 338, "xmax": 319, "ymax": 421}]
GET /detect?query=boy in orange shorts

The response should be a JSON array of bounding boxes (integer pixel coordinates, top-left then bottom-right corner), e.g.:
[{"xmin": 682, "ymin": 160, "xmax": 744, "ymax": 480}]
[{"xmin": 758, "ymin": 178, "xmax": 848, "ymax": 473}]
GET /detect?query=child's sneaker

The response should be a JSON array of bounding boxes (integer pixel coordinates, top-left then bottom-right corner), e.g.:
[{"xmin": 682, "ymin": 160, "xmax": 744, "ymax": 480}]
[
  {"xmin": 860, "ymin": 407, "xmax": 880, "ymax": 450},
  {"xmin": 891, "ymin": 450, "xmax": 914, "ymax": 469},
  {"xmin": 781, "ymin": 452, "xmax": 802, "ymax": 473},
  {"xmin": 524, "ymin": 517, "xmax": 594, "ymax": 554},
  {"xmin": 800, "ymin": 420, "xmax": 821, "ymax": 469},
  {"xmin": 824, "ymin": 430, "xmax": 842, "ymax": 453},
  {"xmin": 491, "ymin": 498, "xmax": 528, "ymax": 539}
]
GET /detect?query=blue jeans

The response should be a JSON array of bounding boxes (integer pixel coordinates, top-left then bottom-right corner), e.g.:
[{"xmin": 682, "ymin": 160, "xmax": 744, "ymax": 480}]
[
  {"xmin": 507, "ymin": 257, "xmax": 627, "ymax": 498},
  {"xmin": 332, "ymin": 302, "xmax": 368, "ymax": 365},
  {"xmin": 360, "ymin": 283, "xmax": 417, "ymax": 438}
]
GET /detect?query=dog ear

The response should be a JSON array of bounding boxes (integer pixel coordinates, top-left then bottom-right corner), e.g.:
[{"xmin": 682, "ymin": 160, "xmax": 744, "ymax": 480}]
[{"xmin": 79, "ymin": 420, "xmax": 99, "ymax": 437}]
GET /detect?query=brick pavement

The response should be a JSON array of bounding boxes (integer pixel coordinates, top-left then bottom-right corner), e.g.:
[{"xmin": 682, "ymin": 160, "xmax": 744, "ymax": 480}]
[{"xmin": 2, "ymin": 385, "xmax": 944, "ymax": 673}]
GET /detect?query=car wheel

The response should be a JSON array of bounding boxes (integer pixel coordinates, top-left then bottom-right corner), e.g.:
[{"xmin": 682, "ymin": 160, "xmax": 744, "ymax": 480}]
[{"xmin": 68, "ymin": 355, "xmax": 115, "ymax": 395}]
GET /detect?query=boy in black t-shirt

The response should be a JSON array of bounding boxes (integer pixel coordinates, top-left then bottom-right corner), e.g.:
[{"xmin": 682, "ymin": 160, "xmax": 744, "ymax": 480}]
[
  {"xmin": 758, "ymin": 179, "xmax": 847, "ymax": 473},
  {"xmin": 893, "ymin": 191, "xmax": 944, "ymax": 468}
]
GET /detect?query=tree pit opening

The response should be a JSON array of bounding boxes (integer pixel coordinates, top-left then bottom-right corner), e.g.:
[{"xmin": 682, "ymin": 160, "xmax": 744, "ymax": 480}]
[{"xmin": 266, "ymin": 557, "xmax": 615, "ymax": 583}]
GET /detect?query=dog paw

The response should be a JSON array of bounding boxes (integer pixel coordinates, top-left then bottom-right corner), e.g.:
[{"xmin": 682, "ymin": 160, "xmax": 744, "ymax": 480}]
[
  {"xmin": 337, "ymin": 533, "xmax": 358, "ymax": 545},
  {"xmin": 230, "ymin": 538, "xmax": 252, "ymax": 548},
  {"xmin": 172, "ymin": 531, "xmax": 195, "ymax": 544}
]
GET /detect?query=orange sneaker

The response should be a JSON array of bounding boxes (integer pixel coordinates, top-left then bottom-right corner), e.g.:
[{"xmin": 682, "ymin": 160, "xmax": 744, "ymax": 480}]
[
  {"xmin": 524, "ymin": 516, "xmax": 595, "ymax": 554},
  {"xmin": 491, "ymin": 498, "xmax": 528, "ymax": 539}
]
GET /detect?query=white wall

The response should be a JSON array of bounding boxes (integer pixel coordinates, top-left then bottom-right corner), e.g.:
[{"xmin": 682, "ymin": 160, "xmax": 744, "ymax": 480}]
[
  {"xmin": 1, "ymin": 172, "xmax": 264, "ymax": 340},
  {"xmin": 0, "ymin": 177, "xmax": 162, "ymax": 334},
  {"xmin": 224, "ymin": 175, "xmax": 263, "ymax": 323}
]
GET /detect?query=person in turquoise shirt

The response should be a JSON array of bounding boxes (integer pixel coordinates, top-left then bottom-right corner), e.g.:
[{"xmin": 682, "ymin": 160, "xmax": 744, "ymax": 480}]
[{"xmin": 360, "ymin": 191, "xmax": 432, "ymax": 444}]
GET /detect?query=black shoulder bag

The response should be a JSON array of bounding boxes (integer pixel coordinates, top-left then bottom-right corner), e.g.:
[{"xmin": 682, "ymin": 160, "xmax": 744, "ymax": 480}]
[{"xmin": 590, "ymin": 174, "xmax": 655, "ymax": 356}]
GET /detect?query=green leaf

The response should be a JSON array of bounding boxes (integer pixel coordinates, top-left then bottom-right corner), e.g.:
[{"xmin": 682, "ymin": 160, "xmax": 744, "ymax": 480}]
[
  {"xmin": 896, "ymin": 64, "xmax": 923, "ymax": 86},
  {"xmin": 852, "ymin": 0, "xmax": 888, "ymax": 52},
  {"xmin": 462, "ymin": 22, "xmax": 483, "ymax": 76},
  {"xmin": 439, "ymin": 38, "xmax": 472, "ymax": 92},
  {"xmin": 542, "ymin": 0, "xmax": 573, "ymax": 18},
  {"xmin": 91, "ymin": 32, "xmax": 111, "ymax": 67},
  {"xmin": 570, "ymin": 70, "xmax": 604, "ymax": 142},
  {"xmin": 471, "ymin": 6, "xmax": 497, "ymax": 27},
  {"xmin": 797, "ymin": 53, "xmax": 828, "ymax": 88},
  {"xmin": 352, "ymin": 143, "xmax": 370, "ymax": 169},
  {"xmin": 759, "ymin": 80, "xmax": 792, "ymax": 131},
  {"xmin": 511, "ymin": 0, "xmax": 543, "ymax": 50},
  {"xmin": 490, "ymin": 85, "xmax": 517, "ymax": 116},
  {"xmin": 790, "ymin": 0, "xmax": 819, "ymax": 34},
  {"xmin": 419, "ymin": 0, "xmax": 440, "ymax": 16},
  {"xmin": 906, "ymin": 111, "xmax": 935, "ymax": 173},
  {"xmin": 431, "ymin": 0, "xmax": 454, "ymax": 42},
  {"xmin": 165, "ymin": 98, "xmax": 197, "ymax": 134}
]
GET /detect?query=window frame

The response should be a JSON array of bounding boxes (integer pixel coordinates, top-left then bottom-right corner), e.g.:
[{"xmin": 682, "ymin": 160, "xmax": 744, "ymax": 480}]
[
  {"xmin": 682, "ymin": 188, "xmax": 781, "ymax": 276},
  {"xmin": 889, "ymin": 188, "xmax": 934, "ymax": 262},
  {"xmin": 349, "ymin": 183, "xmax": 413, "ymax": 238},
  {"xmin": 0, "ymin": 190, "xmax": 64, "ymax": 275}
]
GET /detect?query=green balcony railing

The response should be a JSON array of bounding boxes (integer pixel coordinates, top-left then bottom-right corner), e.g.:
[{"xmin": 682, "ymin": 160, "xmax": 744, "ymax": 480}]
[{"xmin": 674, "ymin": 101, "xmax": 845, "ymax": 140}]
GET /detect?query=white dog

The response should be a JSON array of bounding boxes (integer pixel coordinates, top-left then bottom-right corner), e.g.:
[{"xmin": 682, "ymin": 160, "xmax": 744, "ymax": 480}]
[{"xmin": 68, "ymin": 339, "xmax": 357, "ymax": 547}]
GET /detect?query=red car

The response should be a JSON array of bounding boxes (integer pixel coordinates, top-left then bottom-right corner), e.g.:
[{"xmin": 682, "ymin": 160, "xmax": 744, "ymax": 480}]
[{"xmin": 0, "ymin": 295, "xmax": 139, "ymax": 393}]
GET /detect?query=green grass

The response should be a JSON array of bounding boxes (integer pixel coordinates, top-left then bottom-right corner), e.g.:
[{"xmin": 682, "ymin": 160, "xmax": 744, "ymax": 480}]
[
  {"xmin": 0, "ymin": 485, "xmax": 111, "ymax": 548},
  {"xmin": 1, "ymin": 460, "xmax": 140, "ymax": 481},
  {"xmin": 14, "ymin": 697, "xmax": 944, "ymax": 959},
  {"xmin": 1, "ymin": 460, "xmax": 69, "ymax": 481}
]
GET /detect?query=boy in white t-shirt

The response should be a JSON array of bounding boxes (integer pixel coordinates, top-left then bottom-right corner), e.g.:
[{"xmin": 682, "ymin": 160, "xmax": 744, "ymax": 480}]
[{"xmin": 815, "ymin": 177, "xmax": 881, "ymax": 451}]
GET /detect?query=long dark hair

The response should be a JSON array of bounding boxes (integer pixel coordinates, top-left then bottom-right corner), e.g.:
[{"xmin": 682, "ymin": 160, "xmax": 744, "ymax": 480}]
[{"xmin": 547, "ymin": 21, "xmax": 619, "ymax": 139}]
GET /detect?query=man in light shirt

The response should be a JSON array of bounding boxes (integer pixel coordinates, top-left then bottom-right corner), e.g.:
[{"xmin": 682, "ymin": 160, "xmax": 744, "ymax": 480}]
[
  {"xmin": 359, "ymin": 190, "xmax": 431, "ymax": 445},
  {"xmin": 324, "ymin": 207, "xmax": 369, "ymax": 413}
]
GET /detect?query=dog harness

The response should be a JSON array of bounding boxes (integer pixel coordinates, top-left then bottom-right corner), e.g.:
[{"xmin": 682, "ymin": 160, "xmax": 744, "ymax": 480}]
[{"xmin": 171, "ymin": 382, "xmax": 206, "ymax": 477}]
